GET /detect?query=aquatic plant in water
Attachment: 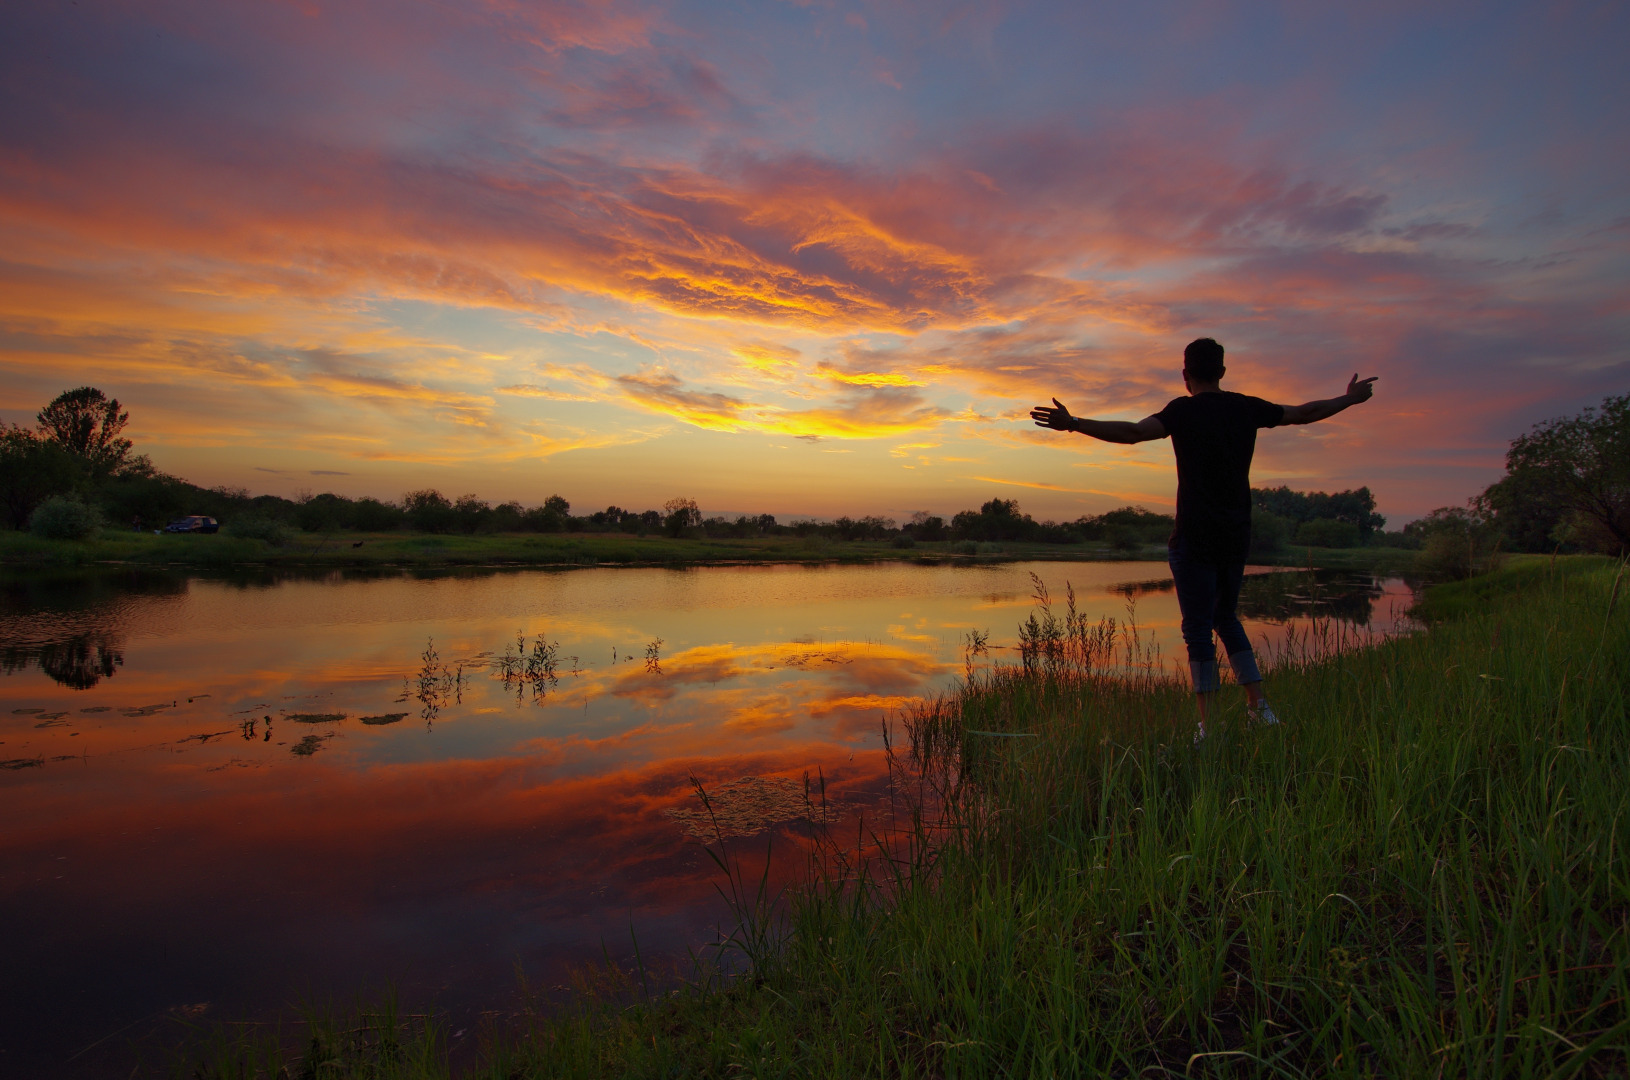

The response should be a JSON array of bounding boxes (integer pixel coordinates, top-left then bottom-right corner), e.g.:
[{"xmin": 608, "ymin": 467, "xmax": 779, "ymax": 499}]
[
  {"xmin": 495, "ymin": 629, "xmax": 578, "ymax": 703},
  {"xmin": 413, "ymin": 638, "xmax": 464, "ymax": 720}
]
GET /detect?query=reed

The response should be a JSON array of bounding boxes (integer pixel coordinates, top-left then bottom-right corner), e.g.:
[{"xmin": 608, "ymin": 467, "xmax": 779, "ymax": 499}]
[{"xmin": 187, "ymin": 556, "xmax": 1630, "ymax": 1078}]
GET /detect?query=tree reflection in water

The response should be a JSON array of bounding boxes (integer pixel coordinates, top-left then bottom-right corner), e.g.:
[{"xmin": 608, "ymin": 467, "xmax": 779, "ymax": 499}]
[
  {"xmin": 1, "ymin": 568, "xmax": 183, "ymax": 689},
  {"xmin": 1, "ymin": 635, "xmax": 125, "ymax": 689},
  {"xmin": 1113, "ymin": 568, "xmax": 1391, "ymax": 627}
]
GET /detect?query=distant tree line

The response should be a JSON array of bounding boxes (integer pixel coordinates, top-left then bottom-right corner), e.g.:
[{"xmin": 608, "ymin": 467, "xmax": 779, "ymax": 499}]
[
  {"xmin": 18, "ymin": 385, "xmax": 1619, "ymax": 564},
  {"xmin": 1248, "ymin": 485, "xmax": 1393, "ymax": 557},
  {"xmin": 0, "ymin": 386, "xmax": 1383, "ymax": 553}
]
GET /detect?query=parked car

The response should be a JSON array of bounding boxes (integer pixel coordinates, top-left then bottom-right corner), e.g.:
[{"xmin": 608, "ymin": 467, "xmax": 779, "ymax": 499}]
[{"xmin": 164, "ymin": 515, "xmax": 219, "ymax": 534}]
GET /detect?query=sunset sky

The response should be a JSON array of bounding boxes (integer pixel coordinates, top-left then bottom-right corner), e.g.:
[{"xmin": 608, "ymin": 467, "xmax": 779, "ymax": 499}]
[{"xmin": 2, "ymin": 1, "xmax": 1625, "ymax": 525}]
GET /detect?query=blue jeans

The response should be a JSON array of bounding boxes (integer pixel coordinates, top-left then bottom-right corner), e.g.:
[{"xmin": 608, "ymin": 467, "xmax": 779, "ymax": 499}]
[{"xmin": 1168, "ymin": 537, "xmax": 1262, "ymax": 693}]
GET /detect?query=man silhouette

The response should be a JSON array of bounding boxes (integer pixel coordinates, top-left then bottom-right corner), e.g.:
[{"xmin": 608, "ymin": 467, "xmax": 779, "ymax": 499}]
[{"xmin": 1030, "ymin": 338, "xmax": 1376, "ymax": 740}]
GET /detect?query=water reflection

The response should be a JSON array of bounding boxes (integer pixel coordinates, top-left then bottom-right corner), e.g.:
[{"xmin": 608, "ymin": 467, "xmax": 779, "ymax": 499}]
[
  {"xmin": 1114, "ymin": 567, "xmax": 1394, "ymax": 628},
  {"xmin": 1, "ymin": 634, "xmax": 125, "ymax": 689},
  {"xmin": 0, "ymin": 560, "xmax": 1414, "ymax": 1076},
  {"xmin": 0, "ymin": 568, "xmax": 187, "ymax": 689}
]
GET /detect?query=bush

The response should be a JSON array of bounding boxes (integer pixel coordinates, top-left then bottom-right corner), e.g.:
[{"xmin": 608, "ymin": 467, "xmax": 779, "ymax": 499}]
[
  {"xmin": 228, "ymin": 515, "xmax": 291, "ymax": 547},
  {"xmin": 1294, "ymin": 518, "xmax": 1361, "ymax": 548},
  {"xmin": 1105, "ymin": 524, "xmax": 1141, "ymax": 553},
  {"xmin": 891, "ymin": 534, "xmax": 916, "ymax": 549},
  {"xmin": 28, "ymin": 495, "xmax": 100, "ymax": 540},
  {"xmin": 1416, "ymin": 530, "xmax": 1504, "ymax": 581},
  {"xmin": 1249, "ymin": 510, "xmax": 1290, "ymax": 560}
]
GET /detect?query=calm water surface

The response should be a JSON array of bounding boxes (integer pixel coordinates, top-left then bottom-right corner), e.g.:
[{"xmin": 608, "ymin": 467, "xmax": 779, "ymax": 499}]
[{"xmin": 0, "ymin": 560, "xmax": 1411, "ymax": 1075}]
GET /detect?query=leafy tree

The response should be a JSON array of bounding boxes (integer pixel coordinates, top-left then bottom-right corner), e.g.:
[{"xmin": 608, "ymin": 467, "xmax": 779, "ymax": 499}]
[
  {"xmin": 1251, "ymin": 486, "xmax": 1385, "ymax": 535},
  {"xmin": 37, "ymin": 387, "xmax": 134, "ymax": 478},
  {"xmin": 403, "ymin": 489, "xmax": 456, "ymax": 532},
  {"xmin": 352, "ymin": 497, "xmax": 404, "ymax": 531},
  {"xmin": 905, "ymin": 511, "xmax": 946, "ymax": 541},
  {"xmin": 663, "ymin": 497, "xmax": 701, "ymax": 537},
  {"xmin": 1484, "ymin": 393, "xmax": 1629, "ymax": 555},
  {"xmin": 952, "ymin": 498, "xmax": 1033, "ymax": 542},
  {"xmin": 1095, "ymin": 505, "xmax": 1170, "ymax": 530},
  {"xmin": 488, "ymin": 501, "xmax": 524, "ymax": 532},
  {"xmin": 97, "ymin": 471, "xmax": 191, "ymax": 529},
  {"xmin": 520, "ymin": 495, "xmax": 571, "ymax": 533},
  {"xmin": 452, "ymin": 494, "xmax": 492, "ymax": 533},
  {"xmin": 296, "ymin": 493, "xmax": 354, "ymax": 532},
  {"xmin": 1407, "ymin": 504, "xmax": 1503, "ymax": 580},
  {"xmin": 0, "ymin": 424, "xmax": 83, "ymax": 529},
  {"xmin": 1294, "ymin": 518, "xmax": 1361, "ymax": 548}
]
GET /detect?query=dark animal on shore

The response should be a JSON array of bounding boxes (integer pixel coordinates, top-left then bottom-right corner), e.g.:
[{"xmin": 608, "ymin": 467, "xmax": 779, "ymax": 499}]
[{"xmin": 352, "ymin": 541, "xmax": 364, "ymax": 548}]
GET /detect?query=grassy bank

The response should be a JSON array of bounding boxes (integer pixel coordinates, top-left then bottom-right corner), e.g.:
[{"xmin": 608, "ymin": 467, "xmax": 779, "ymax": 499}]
[
  {"xmin": 184, "ymin": 557, "xmax": 1627, "ymax": 1078},
  {"xmin": 1, "ymin": 528, "xmax": 1413, "ymax": 573}
]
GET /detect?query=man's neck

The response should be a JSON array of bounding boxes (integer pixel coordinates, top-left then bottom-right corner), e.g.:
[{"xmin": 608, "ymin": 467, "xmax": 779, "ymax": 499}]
[{"xmin": 1188, "ymin": 381, "xmax": 1223, "ymax": 395}]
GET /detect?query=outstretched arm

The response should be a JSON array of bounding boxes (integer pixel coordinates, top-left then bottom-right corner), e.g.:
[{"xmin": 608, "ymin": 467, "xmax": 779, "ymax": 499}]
[
  {"xmin": 1280, "ymin": 374, "xmax": 1377, "ymax": 425},
  {"xmin": 1030, "ymin": 398, "xmax": 1166, "ymax": 444}
]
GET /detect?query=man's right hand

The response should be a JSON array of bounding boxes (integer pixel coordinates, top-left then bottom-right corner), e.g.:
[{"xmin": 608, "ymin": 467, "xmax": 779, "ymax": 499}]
[
  {"xmin": 1030, "ymin": 397, "xmax": 1075, "ymax": 431},
  {"xmin": 1346, "ymin": 373, "xmax": 1378, "ymax": 403}
]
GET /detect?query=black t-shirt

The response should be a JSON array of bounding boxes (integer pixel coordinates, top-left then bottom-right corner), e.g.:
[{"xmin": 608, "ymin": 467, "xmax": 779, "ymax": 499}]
[{"xmin": 1154, "ymin": 391, "xmax": 1284, "ymax": 558}]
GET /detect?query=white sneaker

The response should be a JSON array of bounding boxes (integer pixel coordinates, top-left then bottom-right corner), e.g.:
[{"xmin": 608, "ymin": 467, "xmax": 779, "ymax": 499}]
[
  {"xmin": 1250, "ymin": 703, "xmax": 1281, "ymax": 726},
  {"xmin": 1192, "ymin": 721, "xmax": 1208, "ymax": 746}
]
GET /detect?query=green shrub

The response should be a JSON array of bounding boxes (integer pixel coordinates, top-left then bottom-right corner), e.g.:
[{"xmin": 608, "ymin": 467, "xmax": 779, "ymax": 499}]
[
  {"xmin": 1416, "ymin": 528, "xmax": 1504, "ymax": 580},
  {"xmin": 1248, "ymin": 509, "xmax": 1289, "ymax": 559},
  {"xmin": 228, "ymin": 515, "xmax": 290, "ymax": 547},
  {"xmin": 1104, "ymin": 524, "xmax": 1141, "ymax": 553},
  {"xmin": 1293, "ymin": 517, "xmax": 1360, "ymax": 548},
  {"xmin": 28, "ymin": 495, "xmax": 100, "ymax": 540}
]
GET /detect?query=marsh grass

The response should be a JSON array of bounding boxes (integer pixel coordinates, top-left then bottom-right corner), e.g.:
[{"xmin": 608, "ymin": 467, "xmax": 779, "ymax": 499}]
[
  {"xmin": 177, "ymin": 993, "xmax": 446, "ymax": 1080},
  {"xmin": 183, "ymin": 556, "xmax": 1629, "ymax": 1077}
]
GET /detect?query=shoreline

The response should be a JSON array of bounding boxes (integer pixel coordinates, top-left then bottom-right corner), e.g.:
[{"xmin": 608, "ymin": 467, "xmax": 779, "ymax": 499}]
[{"xmin": 0, "ymin": 530, "xmax": 1418, "ymax": 575}]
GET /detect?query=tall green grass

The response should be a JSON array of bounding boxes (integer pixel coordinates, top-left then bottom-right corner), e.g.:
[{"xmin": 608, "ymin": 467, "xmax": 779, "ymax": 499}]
[{"xmin": 188, "ymin": 556, "xmax": 1630, "ymax": 1078}]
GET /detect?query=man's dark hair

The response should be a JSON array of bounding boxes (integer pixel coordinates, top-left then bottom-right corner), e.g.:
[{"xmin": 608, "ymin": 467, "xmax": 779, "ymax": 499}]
[{"xmin": 1183, "ymin": 338, "xmax": 1225, "ymax": 382}]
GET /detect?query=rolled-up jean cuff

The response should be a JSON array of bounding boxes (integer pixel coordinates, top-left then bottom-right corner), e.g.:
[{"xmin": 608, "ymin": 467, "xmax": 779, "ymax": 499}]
[
  {"xmin": 1188, "ymin": 660, "xmax": 1219, "ymax": 694},
  {"xmin": 1229, "ymin": 650, "xmax": 1262, "ymax": 685}
]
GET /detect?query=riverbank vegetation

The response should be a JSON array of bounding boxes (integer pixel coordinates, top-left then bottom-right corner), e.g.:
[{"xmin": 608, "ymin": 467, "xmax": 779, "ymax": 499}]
[
  {"xmin": 181, "ymin": 555, "xmax": 1629, "ymax": 1076},
  {"xmin": 0, "ymin": 523, "xmax": 1423, "ymax": 574},
  {"xmin": 6, "ymin": 386, "xmax": 1419, "ymax": 571}
]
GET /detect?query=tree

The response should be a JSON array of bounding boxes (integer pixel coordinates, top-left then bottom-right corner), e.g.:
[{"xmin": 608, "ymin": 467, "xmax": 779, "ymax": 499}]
[
  {"xmin": 952, "ymin": 498, "xmax": 1034, "ymax": 542},
  {"xmin": 905, "ymin": 511, "xmax": 946, "ymax": 541},
  {"xmin": 1485, "ymin": 393, "xmax": 1629, "ymax": 555},
  {"xmin": 37, "ymin": 387, "xmax": 134, "ymax": 478},
  {"xmin": 1408, "ymin": 503, "xmax": 1503, "ymax": 580},
  {"xmin": 403, "ymin": 489, "xmax": 456, "ymax": 532},
  {"xmin": 663, "ymin": 497, "xmax": 701, "ymax": 537},
  {"xmin": 0, "ymin": 424, "xmax": 83, "ymax": 529},
  {"xmin": 1251, "ymin": 486, "xmax": 1385, "ymax": 535}
]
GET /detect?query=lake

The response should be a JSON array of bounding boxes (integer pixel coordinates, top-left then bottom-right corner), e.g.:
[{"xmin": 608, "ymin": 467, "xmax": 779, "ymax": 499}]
[{"xmin": 0, "ymin": 559, "xmax": 1412, "ymax": 1075}]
